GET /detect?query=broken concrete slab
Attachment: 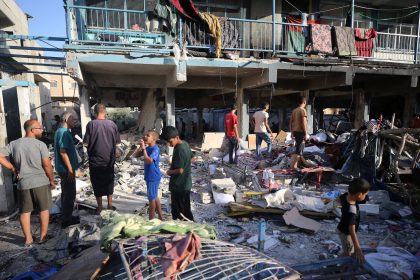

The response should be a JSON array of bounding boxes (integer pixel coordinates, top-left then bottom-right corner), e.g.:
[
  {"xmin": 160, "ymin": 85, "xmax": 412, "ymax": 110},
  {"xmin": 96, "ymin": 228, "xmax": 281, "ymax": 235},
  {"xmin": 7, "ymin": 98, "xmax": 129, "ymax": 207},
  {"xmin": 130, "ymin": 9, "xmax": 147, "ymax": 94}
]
[
  {"xmin": 50, "ymin": 245, "xmax": 109, "ymax": 280},
  {"xmin": 211, "ymin": 178, "xmax": 237, "ymax": 194},
  {"xmin": 283, "ymin": 207, "xmax": 321, "ymax": 233},
  {"xmin": 247, "ymin": 234, "xmax": 280, "ymax": 251}
]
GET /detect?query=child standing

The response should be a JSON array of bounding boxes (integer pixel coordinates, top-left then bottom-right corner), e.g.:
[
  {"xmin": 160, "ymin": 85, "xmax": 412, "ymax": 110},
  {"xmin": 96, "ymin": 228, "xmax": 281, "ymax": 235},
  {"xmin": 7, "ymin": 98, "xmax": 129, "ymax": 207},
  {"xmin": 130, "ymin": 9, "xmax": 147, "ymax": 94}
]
[
  {"xmin": 160, "ymin": 126, "xmax": 194, "ymax": 221},
  {"xmin": 140, "ymin": 130, "xmax": 163, "ymax": 220},
  {"xmin": 337, "ymin": 178, "xmax": 371, "ymax": 264}
]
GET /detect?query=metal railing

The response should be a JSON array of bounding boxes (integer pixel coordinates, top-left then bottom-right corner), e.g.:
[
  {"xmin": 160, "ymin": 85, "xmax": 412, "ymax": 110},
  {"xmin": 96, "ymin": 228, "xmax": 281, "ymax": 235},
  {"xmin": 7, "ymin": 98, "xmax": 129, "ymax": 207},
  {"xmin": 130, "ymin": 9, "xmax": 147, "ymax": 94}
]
[
  {"xmin": 66, "ymin": 5, "xmax": 171, "ymax": 50},
  {"xmin": 65, "ymin": 3, "xmax": 420, "ymax": 64},
  {"xmin": 373, "ymin": 32, "xmax": 417, "ymax": 63}
]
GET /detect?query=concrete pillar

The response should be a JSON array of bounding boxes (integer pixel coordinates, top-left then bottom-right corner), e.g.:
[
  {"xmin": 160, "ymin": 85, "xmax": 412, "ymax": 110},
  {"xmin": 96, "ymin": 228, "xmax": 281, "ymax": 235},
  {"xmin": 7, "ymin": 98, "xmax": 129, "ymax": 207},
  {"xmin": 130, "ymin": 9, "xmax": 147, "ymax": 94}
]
[
  {"xmin": 236, "ymin": 88, "xmax": 249, "ymax": 140},
  {"xmin": 403, "ymin": 92, "xmax": 417, "ymax": 127},
  {"xmin": 164, "ymin": 88, "xmax": 176, "ymax": 127},
  {"xmin": 0, "ymin": 89, "xmax": 15, "ymax": 215},
  {"xmin": 278, "ymin": 109, "xmax": 283, "ymax": 132},
  {"xmin": 39, "ymin": 82, "xmax": 53, "ymax": 132},
  {"xmin": 197, "ymin": 108, "xmax": 203, "ymax": 139},
  {"xmin": 303, "ymin": 90, "xmax": 314, "ymax": 134},
  {"xmin": 354, "ymin": 90, "xmax": 369, "ymax": 129},
  {"xmin": 0, "ymin": 89, "xmax": 7, "ymax": 147},
  {"xmin": 17, "ymin": 87, "xmax": 31, "ymax": 137},
  {"xmin": 79, "ymin": 86, "xmax": 91, "ymax": 137},
  {"xmin": 29, "ymin": 86, "xmax": 43, "ymax": 123}
]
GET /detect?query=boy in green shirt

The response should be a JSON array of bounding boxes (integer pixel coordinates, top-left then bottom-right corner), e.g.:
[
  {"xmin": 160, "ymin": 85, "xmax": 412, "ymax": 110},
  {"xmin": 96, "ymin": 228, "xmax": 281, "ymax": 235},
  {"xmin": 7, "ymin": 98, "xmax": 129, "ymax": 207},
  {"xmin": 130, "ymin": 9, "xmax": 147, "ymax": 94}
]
[{"xmin": 161, "ymin": 126, "xmax": 194, "ymax": 221}]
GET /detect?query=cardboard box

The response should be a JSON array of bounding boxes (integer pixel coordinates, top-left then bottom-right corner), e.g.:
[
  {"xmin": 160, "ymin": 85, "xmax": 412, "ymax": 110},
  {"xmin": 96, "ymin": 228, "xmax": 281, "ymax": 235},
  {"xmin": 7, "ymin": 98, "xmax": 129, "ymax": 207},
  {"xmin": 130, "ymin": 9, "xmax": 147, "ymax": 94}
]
[
  {"xmin": 248, "ymin": 133, "xmax": 278, "ymax": 150},
  {"xmin": 201, "ymin": 133, "xmax": 225, "ymax": 152}
]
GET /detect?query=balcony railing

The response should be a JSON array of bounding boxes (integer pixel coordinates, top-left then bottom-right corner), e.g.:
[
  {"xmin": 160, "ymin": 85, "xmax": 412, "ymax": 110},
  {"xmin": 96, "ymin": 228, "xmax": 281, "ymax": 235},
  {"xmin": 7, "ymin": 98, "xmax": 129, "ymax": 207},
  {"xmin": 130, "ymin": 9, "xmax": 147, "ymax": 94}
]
[{"xmin": 66, "ymin": 3, "xmax": 420, "ymax": 64}]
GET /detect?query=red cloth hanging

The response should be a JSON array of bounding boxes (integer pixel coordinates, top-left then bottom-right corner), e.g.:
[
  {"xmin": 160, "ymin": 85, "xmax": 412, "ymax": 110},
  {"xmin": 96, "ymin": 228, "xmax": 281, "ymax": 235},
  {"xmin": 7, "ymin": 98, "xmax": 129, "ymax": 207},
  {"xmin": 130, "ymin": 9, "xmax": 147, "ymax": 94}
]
[
  {"xmin": 169, "ymin": 0, "xmax": 201, "ymax": 21},
  {"xmin": 354, "ymin": 28, "xmax": 377, "ymax": 57},
  {"xmin": 286, "ymin": 16, "xmax": 320, "ymax": 32}
]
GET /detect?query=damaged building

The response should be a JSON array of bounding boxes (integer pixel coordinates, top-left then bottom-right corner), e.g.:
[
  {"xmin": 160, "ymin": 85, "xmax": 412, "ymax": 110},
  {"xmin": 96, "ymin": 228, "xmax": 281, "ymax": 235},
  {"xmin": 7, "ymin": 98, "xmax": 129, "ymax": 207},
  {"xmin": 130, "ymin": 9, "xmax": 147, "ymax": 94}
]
[{"xmin": 0, "ymin": 0, "xmax": 420, "ymax": 279}]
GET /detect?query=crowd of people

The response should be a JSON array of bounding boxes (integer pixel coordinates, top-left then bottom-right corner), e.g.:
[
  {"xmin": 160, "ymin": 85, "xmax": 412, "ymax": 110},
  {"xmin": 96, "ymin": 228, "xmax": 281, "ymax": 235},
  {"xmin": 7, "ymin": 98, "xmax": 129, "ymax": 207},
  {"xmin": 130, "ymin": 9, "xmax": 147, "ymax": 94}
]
[
  {"xmin": 0, "ymin": 99, "xmax": 413, "ymax": 264},
  {"xmin": 223, "ymin": 97, "xmax": 310, "ymax": 169},
  {"xmin": 0, "ymin": 103, "xmax": 194, "ymax": 248}
]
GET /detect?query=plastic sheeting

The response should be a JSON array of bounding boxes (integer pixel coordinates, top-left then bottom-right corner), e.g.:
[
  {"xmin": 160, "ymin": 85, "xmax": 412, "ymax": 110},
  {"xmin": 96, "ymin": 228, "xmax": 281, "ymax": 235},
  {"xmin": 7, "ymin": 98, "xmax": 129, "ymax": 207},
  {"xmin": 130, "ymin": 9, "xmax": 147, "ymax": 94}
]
[{"xmin": 365, "ymin": 247, "xmax": 420, "ymax": 280}]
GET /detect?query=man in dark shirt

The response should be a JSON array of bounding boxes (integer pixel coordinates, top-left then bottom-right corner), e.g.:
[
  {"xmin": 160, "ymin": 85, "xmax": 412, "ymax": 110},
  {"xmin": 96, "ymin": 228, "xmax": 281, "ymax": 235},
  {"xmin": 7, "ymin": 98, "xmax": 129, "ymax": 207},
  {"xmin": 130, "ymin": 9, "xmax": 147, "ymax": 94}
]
[
  {"xmin": 337, "ymin": 178, "xmax": 370, "ymax": 264},
  {"xmin": 83, "ymin": 104, "xmax": 120, "ymax": 213},
  {"xmin": 161, "ymin": 126, "xmax": 194, "ymax": 221}
]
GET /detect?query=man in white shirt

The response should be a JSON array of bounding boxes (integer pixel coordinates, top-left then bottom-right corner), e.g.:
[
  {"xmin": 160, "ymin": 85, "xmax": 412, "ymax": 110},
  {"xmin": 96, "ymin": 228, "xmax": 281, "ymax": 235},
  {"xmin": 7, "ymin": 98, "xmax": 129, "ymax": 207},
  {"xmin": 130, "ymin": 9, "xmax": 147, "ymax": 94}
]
[{"xmin": 252, "ymin": 102, "xmax": 274, "ymax": 159}]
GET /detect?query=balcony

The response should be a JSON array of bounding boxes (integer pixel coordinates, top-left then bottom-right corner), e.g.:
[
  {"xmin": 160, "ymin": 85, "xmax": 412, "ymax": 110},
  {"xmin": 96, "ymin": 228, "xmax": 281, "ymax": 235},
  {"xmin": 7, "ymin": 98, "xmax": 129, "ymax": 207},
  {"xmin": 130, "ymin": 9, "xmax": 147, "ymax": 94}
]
[{"xmin": 65, "ymin": 1, "xmax": 420, "ymax": 64}]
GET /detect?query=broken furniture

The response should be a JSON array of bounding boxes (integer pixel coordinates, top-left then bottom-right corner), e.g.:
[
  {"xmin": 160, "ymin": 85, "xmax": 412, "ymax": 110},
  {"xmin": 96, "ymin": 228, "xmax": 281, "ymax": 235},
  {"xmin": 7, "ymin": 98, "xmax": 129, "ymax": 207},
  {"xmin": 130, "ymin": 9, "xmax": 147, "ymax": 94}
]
[{"xmin": 115, "ymin": 235, "xmax": 301, "ymax": 279}]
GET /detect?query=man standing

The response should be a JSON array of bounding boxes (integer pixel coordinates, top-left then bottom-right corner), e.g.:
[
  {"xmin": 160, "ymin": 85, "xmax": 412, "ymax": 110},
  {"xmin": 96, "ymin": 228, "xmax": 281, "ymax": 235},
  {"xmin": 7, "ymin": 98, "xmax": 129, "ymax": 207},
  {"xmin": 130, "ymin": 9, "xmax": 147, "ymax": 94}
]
[
  {"xmin": 0, "ymin": 120, "xmax": 55, "ymax": 247},
  {"xmin": 54, "ymin": 112, "xmax": 80, "ymax": 228},
  {"xmin": 83, "ymin": 104, "xmax": 120, "ymax": 213},
  {"xmin": 252, "ymin": 102, "xmax": 274, "ymax": 159},
  {"xmin": 224, "ymin": 104, "xmax": 241, "ymax": 164},
  {"xmin": 290, "ymin": 96, "xmax": 308, "ymax": 170}
]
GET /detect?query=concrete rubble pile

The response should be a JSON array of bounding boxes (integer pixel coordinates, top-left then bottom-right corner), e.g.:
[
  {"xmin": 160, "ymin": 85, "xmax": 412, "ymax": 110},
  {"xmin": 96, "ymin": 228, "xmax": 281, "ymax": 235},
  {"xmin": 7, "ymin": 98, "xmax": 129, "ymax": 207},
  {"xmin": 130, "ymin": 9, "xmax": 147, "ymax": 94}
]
[{"xmin": 2, "ymin": 125, "xmax": 420, "ymax": 280}]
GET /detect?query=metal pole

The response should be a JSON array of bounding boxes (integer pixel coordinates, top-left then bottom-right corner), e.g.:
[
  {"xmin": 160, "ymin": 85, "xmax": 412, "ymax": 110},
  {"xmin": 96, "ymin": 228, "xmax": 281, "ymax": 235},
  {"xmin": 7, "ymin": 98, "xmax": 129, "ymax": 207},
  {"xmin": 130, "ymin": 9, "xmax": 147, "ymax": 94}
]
[
  {"xmin": 257, "ymin": 219, "xmax": 266, "ymax": 251},
  {"xmin": 179, "ymin": 17, "xmax": 183, "ymax": 49},
  {"xmin": 415, "ymin": 7, "xmax": 420, "ymax": 64},
  {"xmin": 65, "ymin": 0, "xmax": 73, "ymax": 44},
  {"xmin": 351, "ymin": 0, "xmax": 355, "ymax": 28},
  {"xmin": 272, "ymin": 0, "xmax": 276, "ymax": 54}
]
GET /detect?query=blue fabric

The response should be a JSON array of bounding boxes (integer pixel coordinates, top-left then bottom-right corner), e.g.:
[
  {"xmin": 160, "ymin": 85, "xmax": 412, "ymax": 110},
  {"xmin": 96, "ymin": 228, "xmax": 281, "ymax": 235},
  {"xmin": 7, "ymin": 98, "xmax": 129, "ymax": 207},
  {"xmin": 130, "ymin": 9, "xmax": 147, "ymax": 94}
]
[
  {"xmin": 144, "ymin": 145, "xmax": 161, "ymax": 182},
  {"xmin": 146, "ymin": 180, "xmax": 160, "ymax": 200},
  {"xmin": 256, "ymin": 132, "xmax": 272, "ymax": 159},
  {"xmin": 12, "ymin": 266, "xmax": 59, "ymax": 280},
  {"xmin": 54, "ymin": 127, "xmax": 80, "ymax": 174}
]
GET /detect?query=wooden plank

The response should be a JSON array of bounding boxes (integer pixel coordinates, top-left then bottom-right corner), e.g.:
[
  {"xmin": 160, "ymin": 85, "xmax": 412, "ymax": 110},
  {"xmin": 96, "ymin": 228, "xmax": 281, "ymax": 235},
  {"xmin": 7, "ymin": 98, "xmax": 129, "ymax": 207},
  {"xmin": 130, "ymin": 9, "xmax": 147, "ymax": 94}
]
[{"xmin": 50, "ymin": 245, "xmax": 109, "ymax": 280}]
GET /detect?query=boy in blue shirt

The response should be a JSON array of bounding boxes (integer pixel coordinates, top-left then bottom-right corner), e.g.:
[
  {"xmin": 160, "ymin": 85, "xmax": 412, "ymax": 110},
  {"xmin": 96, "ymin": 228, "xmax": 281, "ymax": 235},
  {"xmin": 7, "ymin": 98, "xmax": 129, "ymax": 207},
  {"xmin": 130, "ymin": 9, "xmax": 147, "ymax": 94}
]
[{"xmin": 140, "ymin": 130, "xmax": 163, "ymax": 220}]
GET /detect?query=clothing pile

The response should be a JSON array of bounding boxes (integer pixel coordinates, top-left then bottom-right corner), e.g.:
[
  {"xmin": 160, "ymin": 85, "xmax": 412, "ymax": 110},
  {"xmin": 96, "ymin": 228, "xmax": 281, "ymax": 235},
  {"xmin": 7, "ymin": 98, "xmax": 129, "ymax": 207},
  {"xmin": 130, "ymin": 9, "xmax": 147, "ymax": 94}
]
[
  {"xmin": 130, "ymin": 234, "xmax": 202, "ymax": 279},
  {"xmin": 170, "ymin": 0, "xmax": 238, "ymax": 58}
]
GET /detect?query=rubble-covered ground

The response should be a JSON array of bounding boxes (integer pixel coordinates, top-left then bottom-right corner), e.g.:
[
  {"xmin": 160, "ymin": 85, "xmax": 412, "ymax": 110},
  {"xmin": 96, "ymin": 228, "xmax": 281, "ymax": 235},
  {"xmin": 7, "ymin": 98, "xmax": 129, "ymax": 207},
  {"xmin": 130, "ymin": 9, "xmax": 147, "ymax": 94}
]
[{"xmin": 1, "ymin": 138, "xmax": 420, "ymax": 279}]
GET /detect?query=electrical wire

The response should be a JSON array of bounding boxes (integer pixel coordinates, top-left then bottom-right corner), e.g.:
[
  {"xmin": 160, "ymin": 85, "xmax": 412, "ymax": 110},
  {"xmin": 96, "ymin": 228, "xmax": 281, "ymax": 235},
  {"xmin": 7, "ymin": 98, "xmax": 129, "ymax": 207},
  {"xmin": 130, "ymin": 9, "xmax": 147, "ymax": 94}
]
[
  {"xmin": 354, "ymin": 4, "xmax": 418, "ymax": 11},
  {"xmin": 40, "ymin": 39, "xmax": 64, "ymax": 51},
  {"xmin": 219, "ymin": 67, "xmax": 226, "ymax": 106},
  {"xmin": 283, "ymin": 0, "xmax": 303, "ymax": 14},
  {"xmin": 358, "ymin": 10, "xmax": 419, "ymax": 21},
  {"xmin": 309, "ymin": 5, "xmax": 350, "ymax": 15},
  {"xmin": 234, "ymin": 65, "xmax": 238, "ymax": 103}
]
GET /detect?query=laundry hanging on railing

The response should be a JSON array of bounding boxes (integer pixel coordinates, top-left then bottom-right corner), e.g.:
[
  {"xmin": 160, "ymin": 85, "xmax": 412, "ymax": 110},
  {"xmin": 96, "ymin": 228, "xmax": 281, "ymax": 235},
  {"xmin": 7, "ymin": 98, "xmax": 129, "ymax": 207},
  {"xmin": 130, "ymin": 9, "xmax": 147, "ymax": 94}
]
[
  {"xmin": 306, "ymin": 24, "xmax": 334, "ymax": 55},
  {"xmin": 354, "ymin": 28, "xmax": 377, "ymax": 57},
  {"xmin": 286, "ymin": 16, "xmax": 321, "ymax": 53},
  {"xmin": 154, "ymin": 1, "xmax": 178, "ymax": 35},
  {"xmin": 219, "ymin": 17, "xmax": 239, "ymax": 50},
  {"xmin": 286, "ymin": 16, "xmax": 306, "ymax": 53},
  {"xmin": 332, "ymin": 26, "xmax": 357, "ymax": 57},
  {"xmin": 169, "ymin": 0, "xmax": 201, "ymax": 21},
  {"xmin": 199, "ymin": 12, "xmax": 222, "ymax": 58}
]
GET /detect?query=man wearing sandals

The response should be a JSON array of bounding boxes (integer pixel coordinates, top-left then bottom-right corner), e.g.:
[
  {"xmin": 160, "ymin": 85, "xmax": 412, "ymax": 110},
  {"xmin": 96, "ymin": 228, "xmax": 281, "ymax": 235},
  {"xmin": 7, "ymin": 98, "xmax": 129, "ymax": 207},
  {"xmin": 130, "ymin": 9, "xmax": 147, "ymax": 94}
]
[{"xmin": 0, "ymin": 120, "xmax": 55, "ymax": 247}]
